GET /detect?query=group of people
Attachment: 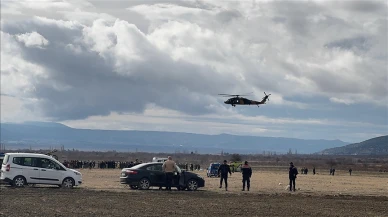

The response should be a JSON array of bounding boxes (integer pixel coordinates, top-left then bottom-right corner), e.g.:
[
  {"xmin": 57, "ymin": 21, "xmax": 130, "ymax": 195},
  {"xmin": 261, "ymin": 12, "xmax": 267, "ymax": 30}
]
[
  {"xmin": 161, "ymin": 157, "xmax": 253, "ymax": 192},
  {"xmin": 65, "ymin": 157, "xmax": 356, "ymax": 193},
  {"xmin": 177, "ymin": 163, "xmax": 201, "ymax": 171},
  {"xmin": 62, "ymin": 159, "xmax": 143, "ymax": 169},
  {"xmin": 216, "ymin": 161, "xmax": 299, "ymax": 192},
  {"xmin": 300, "ymin": 167, "xmax": 309, "ymax": 174},
  {"xmin": 159, "ymin": 157, "xmax": 297, "ymax": 192},
  {"xmin": 217, "ymin": 160, "xmax": 253, "ymax": 191}
]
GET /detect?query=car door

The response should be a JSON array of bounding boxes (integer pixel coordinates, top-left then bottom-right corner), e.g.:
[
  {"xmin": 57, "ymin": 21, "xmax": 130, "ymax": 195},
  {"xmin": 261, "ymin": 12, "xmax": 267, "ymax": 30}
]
[
  {"xmin": 38, "ymin": 157, "xmax": 65, "ymax": 185},
  {"xmin": 145, "ymin": 164, "xmax": 165, "ymax": 185},
  {"xmin": 15, "ymin": 157, "xmax": 40, "ymax": 184}
]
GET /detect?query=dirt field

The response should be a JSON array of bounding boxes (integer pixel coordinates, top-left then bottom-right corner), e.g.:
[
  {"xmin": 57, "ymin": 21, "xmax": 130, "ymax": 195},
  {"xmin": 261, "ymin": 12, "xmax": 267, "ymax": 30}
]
[
  {"xmin": 1, "ymin": 168, "xmax": 387, "ymax": 216},
  {"xmin": 78, "ymin": 168, "xmax": 388, "ymax": 196}
]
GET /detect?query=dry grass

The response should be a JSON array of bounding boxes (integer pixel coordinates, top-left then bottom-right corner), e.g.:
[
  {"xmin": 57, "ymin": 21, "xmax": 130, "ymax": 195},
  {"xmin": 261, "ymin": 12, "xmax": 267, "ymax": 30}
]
[
  {"xmin": 1, "ymin": 168, "xmax": 387, "ymax": 216},
  {"xmin": 79, "ymin": 168, "xmax": 388, "ymax": 196}
]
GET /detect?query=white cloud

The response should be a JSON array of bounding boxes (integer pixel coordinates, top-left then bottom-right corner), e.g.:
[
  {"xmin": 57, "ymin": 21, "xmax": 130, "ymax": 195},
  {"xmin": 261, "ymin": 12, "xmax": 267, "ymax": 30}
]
[
  {"xmin": 16, "ymin": 32, "xmax": 49, "ymax": 48},
  {"xmin": 330, "ymin": 97, "xmax": 355, "ymax": 105},
  {"xmin": 1, "ymin": 0, "xmax": 387, "ymax": 142}
]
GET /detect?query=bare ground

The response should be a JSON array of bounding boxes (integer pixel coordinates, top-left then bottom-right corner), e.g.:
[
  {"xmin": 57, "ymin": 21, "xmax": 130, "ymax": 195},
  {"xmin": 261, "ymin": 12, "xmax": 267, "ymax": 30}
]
[{"xmin": 1, "ymin": 169, "xmax": 387, "ymax": 217}]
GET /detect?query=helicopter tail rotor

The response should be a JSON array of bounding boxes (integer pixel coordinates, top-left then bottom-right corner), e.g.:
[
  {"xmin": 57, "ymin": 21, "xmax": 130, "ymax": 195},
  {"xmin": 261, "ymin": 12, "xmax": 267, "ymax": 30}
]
[{"xmin": 263, "ymin": 92, "xmax": 271, "ymax": 102}]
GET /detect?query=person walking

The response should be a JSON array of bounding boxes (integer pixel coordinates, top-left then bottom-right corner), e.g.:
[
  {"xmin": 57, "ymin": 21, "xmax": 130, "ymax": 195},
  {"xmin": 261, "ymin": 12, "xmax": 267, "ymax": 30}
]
[
  {"xmin": 289, "ymin": 162, "xmax": 298, "ymax": 192},
  {"xmin": 241, "ymin": 161, "xmax": 252, "ymax": 191},
  {"xmin": 218, "ymin": 160, "xmax": 232, "ymax": 191},
  {"xmin": 162, "ymin": 156, "xmax": 177, "ymax": 191}
]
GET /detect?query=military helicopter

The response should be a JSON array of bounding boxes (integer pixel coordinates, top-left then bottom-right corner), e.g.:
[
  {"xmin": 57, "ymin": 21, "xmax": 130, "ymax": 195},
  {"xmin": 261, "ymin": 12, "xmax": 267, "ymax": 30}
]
[{"xmin": 218, "ymin": 92, "xmax": 271, "ymax": 107}]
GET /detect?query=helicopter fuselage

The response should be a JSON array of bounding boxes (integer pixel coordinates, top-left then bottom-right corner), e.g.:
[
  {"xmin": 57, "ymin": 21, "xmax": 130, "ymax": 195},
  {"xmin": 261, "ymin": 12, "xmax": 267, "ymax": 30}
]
[{"xmin": 224, "ymin": 97, "xmax": 265, "ymax": 107}]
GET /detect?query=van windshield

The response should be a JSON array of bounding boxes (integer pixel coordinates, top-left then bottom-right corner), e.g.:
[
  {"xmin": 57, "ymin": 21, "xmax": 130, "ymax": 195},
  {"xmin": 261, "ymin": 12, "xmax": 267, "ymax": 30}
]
[{"xmin": 2, "ymin": 154, "xmax": 9, "ymax": 165}]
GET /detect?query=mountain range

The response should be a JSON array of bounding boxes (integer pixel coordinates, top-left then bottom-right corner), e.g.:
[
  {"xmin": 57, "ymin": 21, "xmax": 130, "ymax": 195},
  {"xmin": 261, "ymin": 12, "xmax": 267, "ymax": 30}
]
[
  {"xmin": 0, "ymin": 121, "xmax": 349, "ymax": 154},
  {"xmin": 319, "ymin": 135, "xmax": 388, "ymax": 155}
]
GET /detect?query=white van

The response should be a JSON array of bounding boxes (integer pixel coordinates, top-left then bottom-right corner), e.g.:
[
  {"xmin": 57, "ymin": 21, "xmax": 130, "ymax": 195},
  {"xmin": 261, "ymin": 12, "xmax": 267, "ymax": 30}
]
[
  {"xmin": 152, "ymin": 157, "xmax": 168, "ymax": 163},
  {"xmin": 0, "ymin": 153, "xmax": 82, "ymax": 188}
]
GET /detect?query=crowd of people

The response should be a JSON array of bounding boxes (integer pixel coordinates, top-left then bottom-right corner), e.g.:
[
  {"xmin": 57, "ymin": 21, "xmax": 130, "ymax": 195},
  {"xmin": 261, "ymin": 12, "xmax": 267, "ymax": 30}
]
[
  {"xmin": 62, "ymin": 159, "xmax": 144, "ymax": 169},
  {"xmin": 177, "ymin": 163, "xmax": 201, "ymax": 171},
  {"xmin": 62, "ymin": 157, "xmax": 364, "ymax": 193},
  {"xmin": 61, "ymin": 159, "xmax": 202, "ymax": 171}
]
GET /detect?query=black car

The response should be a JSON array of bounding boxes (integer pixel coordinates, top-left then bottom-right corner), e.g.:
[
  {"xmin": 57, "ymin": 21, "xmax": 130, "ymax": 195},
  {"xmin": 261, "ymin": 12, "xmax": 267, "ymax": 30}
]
[{"xmin": 120, "ymin": 162, "xmax": 205, "ymax": 191}]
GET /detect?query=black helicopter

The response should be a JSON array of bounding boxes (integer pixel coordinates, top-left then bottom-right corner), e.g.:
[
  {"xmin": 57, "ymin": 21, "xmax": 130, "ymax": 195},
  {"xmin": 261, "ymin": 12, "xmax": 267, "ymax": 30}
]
[{"xmin": 218, "ymin": 92, "xmax": 271, "ymax": 107}]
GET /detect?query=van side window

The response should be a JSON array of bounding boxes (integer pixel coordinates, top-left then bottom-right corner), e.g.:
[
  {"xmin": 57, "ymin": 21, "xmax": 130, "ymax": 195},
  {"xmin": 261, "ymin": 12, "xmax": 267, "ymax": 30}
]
[
  {"xmin": 23, "ymin": 157, "xmax": 32, "ymax": 166},
  {"xmin": 39, "ymin": 158, "xmax": 64, "ymax": 170},
  {"xmin": 13, "ymin": 157, "xmax": 22, "ymax": 165},
  {"xmin": 23, "ymin": 158, "xmax": 39, "ymax": 167}
]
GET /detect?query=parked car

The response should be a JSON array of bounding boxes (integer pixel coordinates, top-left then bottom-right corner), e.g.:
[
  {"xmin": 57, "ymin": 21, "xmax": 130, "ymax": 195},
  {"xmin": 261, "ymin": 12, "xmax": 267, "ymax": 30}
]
[
  {"xmin": 229, "ymin": 161, "xmax": 242, "ymax": 173},
  {"xmin": 152, "ymin": 157, "xmax": 168, "ymax": 163},
  {"xmin": 207, "ymin": 163, "xmax": 221, "ymax": 177},
  {"xmin": 120, "ymin": 162, "xmax": 205, "ymax": 191},
  {"xmin": 0, "ymin": 153, "xmax": 82, "ymax": 188}
]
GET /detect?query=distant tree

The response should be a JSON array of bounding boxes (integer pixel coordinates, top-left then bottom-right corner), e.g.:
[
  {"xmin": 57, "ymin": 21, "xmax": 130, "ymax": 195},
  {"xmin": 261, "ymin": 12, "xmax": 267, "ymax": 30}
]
[
  {"xmin": 327, "ymin": 159, "xmax": 337, "ymax": 168},
  {"xmin": 230, "ymin": 153, "xmax": 242, "ymax": 162}
]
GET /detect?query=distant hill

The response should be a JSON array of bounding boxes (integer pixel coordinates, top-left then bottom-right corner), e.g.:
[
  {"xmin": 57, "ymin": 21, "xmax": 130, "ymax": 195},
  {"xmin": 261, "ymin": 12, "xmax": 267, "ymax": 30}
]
[
  {"xmin": 0, "ymin": 122, "xmax": 348, "ymax": 154},
  {"xmin": 319, "ymin": 135, "xmax": 388, "ymax": 155}
]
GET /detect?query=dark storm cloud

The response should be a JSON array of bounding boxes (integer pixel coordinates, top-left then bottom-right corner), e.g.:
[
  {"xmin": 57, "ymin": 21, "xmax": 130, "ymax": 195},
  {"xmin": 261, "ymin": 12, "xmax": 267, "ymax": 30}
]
[
  {"xmin": 339, "ymin": 0, "xmax": 387, "ymax": 13},
  {"xmin": 4, "ymin": 18, "xmax": 236, "ymax": 120},
  {"xmin": 325, "ymin": 36, "xmax": 371, "ymax": 52},
  {"xmin": 215, "ymin": 10, "xmax": 242, "ymax": 23}
]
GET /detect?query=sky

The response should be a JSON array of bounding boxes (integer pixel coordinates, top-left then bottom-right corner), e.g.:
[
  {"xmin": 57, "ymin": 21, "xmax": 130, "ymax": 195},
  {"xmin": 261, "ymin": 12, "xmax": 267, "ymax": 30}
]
[{"xmin": 1, "ymin": 0, "xmax": 387, "ymax": 143}]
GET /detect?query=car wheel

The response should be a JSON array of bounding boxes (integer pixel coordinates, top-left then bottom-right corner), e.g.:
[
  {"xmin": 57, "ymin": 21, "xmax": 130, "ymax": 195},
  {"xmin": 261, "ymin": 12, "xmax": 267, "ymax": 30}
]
[
  {"xmin": 62, "ymin": 177, "xmax": 75, "ymax": 189},
  {"xmin": 130, "ymin": 185, "xmax": 138, "ymax": 190},
  {"xmin": 13, "ymin": 176, "xmax": 27, "ymax": 188},
  {"xmin": 138, "ymin": 178, "xmax": 150, "ymax": 190},
  {"xmin": 187, "ymin": 179, "xmax": 198, "ymax": 191}
]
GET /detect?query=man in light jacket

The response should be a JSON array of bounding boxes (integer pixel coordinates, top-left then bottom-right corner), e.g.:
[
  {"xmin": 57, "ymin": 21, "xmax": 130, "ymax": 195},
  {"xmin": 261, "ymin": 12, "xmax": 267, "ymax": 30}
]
[{"xmin": 162, "ymin": 156, "xmax": 177, "ymax": 191}]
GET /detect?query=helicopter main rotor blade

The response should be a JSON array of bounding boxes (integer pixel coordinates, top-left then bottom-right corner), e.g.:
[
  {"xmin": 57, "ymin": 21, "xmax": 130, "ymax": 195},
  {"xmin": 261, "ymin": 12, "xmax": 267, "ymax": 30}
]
[{"xmin": 218, "ymin": 93, "xmax": 252, "ymax": 96}]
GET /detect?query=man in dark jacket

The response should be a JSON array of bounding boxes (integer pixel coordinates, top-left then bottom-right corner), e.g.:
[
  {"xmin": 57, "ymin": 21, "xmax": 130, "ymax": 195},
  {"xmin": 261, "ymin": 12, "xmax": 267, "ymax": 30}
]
[
  {"xmin": 241, "ymin": 161, "xmax": 252, "ymax": 191},
  {"xmin": 218, "ymin": 160, "xmax": 232, "ymax": 191},
  {"xmin": 289, "ymin": 162, "xmax": 298, "ymax": 192}
]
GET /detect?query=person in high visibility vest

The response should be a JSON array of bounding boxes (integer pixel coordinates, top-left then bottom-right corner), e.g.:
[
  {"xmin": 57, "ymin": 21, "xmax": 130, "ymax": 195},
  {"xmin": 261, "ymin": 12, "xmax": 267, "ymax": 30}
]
[{"xmin": 241, "ymin": 161, "xmax": 252, "ymax": 191}]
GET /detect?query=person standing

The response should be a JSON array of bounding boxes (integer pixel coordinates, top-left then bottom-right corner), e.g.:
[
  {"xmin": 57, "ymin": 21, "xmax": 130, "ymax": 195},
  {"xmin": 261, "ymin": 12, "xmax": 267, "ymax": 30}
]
[
  {"xmin": 313, "ymin": 167, "xmax": 316, "ymax": 175},
  {"xmin": 241, "ymin": 161, "xmax": 252, "ymax": 191},
  {"xmin": 289, "ymin": 162, "xmax": 298, "ymax": 192},
  {"xmin": 218, "ymin": 160, "xmax": 232, "ymax": 191},
  {"xmin": 162, "ymin": 156, "xmax": 177, "ymax": 191},
  {"xmin": 349, "ymin": 168, "xmax": 352, "ymax": 176}
]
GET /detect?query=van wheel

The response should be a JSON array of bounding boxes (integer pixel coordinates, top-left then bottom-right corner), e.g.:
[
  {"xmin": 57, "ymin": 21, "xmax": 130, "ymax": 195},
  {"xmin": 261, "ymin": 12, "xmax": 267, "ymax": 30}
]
[
  {"xmin": 62, "ymin": 178, "xmax": 75, "ymax": 189},
  {"xmin": 13, "ymin": 176, "xmax": 27, "ymax": 188}
]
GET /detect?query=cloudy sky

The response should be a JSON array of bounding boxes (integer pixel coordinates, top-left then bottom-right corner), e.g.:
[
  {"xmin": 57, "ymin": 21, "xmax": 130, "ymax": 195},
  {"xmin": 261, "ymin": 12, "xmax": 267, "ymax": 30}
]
[{"xmin": 1, "ymin": 0, "xmax": 387, "ymax": 143}]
